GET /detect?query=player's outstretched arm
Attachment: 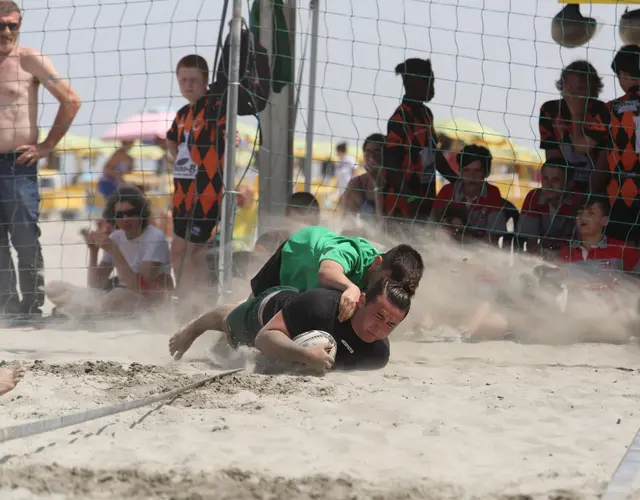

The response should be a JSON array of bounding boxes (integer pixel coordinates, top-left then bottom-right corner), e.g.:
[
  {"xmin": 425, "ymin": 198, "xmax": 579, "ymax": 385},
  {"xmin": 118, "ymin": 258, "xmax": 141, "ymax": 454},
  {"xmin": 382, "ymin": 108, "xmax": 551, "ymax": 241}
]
[
  {"xmin": 169, "ymin": 305, "xmax": 232, "ymax": 360},
  {"xmin": 255, "ymin": 312, "xmax": 334, "ymax": 374}
]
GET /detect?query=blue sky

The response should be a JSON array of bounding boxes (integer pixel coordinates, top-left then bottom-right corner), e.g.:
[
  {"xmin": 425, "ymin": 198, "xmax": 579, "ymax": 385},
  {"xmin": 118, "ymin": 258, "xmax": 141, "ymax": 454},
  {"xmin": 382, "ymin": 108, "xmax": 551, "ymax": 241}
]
[{"xmin": 18, "ymin": 0, "xmax": 637, "ymax": 153}]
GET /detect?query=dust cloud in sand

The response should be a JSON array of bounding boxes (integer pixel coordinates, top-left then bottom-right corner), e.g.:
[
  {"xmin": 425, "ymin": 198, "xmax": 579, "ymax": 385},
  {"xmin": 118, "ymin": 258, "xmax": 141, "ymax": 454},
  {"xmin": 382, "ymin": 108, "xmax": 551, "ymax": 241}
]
[{"xmin": 0, "ymin": 218, "xmax": 638, "ymax": 499}]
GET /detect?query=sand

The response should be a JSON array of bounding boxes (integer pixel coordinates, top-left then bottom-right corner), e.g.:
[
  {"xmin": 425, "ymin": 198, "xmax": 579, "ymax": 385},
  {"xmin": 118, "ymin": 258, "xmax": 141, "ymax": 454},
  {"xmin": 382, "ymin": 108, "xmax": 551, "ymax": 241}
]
[{"xmin": 0, "ymin": 220, "xmax": 639, "ymax": 499}]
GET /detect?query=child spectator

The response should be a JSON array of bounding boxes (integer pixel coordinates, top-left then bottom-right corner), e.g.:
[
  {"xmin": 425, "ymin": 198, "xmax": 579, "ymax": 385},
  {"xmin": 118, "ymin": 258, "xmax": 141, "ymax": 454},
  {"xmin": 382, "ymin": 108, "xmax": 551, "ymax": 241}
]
[
  {"xmin": 432, "ymin": 144, "xmax": 506, "ymax": 244},
  {"xmin": 517, "ymin": 158, "xmax": 583, "ymax": 259},
  {"xmin": 556, "ymin": 198, "xmax": 640, "ymax": 291},
  {"xmin": 166, "ymin": 54, "xmax": 223, "ymax": 303}
]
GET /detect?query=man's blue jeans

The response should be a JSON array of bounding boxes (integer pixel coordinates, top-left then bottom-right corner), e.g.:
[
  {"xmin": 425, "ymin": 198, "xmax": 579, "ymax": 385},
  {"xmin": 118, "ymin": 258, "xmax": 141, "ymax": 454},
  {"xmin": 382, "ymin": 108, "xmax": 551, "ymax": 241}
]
[{"xmin": 0, "ymin": 153, "xmax": 44, "ymax": 315}]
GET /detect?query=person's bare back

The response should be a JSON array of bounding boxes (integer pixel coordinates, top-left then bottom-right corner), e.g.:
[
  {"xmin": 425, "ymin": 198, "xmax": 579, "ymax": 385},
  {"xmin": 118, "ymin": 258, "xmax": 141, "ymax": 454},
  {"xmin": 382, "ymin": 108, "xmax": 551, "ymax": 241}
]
[{"xmin": 0, "ymin": 45, "xmax": 40, "ymax": 152}]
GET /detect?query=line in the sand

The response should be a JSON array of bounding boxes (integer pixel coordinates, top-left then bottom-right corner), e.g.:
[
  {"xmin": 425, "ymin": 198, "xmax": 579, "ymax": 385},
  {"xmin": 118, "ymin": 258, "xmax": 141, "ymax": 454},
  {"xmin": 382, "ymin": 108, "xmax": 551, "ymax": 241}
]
[{"xmin": 0, "ymin": 368, "xmax": 243, "ymax": 444}]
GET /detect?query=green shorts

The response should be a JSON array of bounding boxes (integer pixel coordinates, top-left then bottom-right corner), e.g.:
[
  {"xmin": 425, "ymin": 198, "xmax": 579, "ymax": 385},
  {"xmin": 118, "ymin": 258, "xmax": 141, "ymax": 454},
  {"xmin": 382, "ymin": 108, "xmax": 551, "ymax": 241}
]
[{"xmin": 225, "ymin": 286, "xmax": 298, "ymax": 348}]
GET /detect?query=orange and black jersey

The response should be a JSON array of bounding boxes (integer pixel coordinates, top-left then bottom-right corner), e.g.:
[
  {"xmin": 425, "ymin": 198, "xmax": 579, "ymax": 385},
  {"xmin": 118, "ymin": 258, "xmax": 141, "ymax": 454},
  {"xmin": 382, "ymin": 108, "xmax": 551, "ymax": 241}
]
[
  {"xmin": 539, "ymin": 98, "xmax": 609, "ymax": 185},
  {"xmin": 167, "ymin": 97, "xmax": 226, "ymax": 222},
  {"xmin": 384, "ymin": 97, "xmax": 439, "ymax": 219},
  {"xmin": 606, "ymin": 86, "xmax": 640, "ymax": 209}
]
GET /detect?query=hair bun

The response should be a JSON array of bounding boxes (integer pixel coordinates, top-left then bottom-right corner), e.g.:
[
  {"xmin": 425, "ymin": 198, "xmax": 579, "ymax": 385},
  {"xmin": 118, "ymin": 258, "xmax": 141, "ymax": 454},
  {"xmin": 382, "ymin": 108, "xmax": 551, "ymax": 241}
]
[{"xmin": 401, "ymin": 280, "xmax": 417, "ymax": 296}]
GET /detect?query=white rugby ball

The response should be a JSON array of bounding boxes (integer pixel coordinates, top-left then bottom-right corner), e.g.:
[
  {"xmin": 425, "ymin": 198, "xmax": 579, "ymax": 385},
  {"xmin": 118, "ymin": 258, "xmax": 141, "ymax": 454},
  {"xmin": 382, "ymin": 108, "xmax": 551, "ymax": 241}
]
[{"xmin": 292, "ymin": 330, "xmax": 337, "ymax": 361}]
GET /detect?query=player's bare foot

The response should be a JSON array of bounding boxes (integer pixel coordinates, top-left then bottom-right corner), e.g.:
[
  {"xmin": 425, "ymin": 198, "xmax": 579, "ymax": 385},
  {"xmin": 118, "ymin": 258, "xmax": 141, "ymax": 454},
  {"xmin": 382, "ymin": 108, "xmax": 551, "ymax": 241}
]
[
  {"xmin": 0, "ymin": 362, "xmax": 25, "ymax": 396},
  {"xmin": 169, "ymin": 326, "xmax": 197, "ymax": 361}
]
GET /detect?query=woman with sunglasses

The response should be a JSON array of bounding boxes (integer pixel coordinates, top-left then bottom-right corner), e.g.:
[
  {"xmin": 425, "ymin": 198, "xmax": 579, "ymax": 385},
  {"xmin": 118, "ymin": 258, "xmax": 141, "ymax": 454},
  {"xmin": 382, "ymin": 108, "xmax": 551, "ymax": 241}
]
[{"xmin": 45, "ymin": 186, "xmax": 174, "ymax": 318}]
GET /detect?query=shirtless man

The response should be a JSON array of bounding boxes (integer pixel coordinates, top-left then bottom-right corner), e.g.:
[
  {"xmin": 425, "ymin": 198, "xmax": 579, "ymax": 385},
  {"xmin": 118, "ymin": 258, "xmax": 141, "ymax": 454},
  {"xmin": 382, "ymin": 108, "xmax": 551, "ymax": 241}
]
[{"xmin": 0, "ymin": 2, "xmax": 81, "ymax": 319}]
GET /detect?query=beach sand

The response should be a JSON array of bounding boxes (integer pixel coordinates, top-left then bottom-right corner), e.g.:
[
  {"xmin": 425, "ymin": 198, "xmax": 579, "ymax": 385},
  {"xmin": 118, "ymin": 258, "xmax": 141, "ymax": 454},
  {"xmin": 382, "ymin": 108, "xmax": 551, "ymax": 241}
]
[{"xmin": 0, "ymin": 220, "xmax": 639, "ymax": 499}]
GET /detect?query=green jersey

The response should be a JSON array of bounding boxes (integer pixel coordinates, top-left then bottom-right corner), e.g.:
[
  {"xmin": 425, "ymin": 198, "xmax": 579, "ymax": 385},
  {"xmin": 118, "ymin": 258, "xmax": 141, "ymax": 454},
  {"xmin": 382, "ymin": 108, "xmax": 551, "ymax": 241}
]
[{"xmin": 279, "ymin": 226, "xmax": 381, "ymax": 292}]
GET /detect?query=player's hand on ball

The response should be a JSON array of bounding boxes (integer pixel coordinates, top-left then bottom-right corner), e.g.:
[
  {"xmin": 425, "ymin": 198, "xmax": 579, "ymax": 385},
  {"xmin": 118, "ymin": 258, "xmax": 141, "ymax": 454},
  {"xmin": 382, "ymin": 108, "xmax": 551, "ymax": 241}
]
[
  {"xmin": 303, "ymin": 345, "xmax": 335, "ymax": 375},
  {"xmin": 338, "ymin": 285, "xmax": 361, "ymax": 322}
]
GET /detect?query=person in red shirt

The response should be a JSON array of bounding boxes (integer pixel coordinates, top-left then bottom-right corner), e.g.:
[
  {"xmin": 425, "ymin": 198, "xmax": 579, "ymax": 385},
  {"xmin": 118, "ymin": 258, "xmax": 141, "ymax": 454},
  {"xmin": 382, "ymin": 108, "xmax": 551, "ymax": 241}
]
[
  {"xmin": 555, "ymin": 198, "xmax": 640, "ymax": 292},
  {"xmin": 539, "ymin": 60, "xmax": 609, "ymax": 195},
  {"xmin": 432, "ymin": 144, "xmax": 507, "ymax": 244},
  {"xmin": 384, "ymin": 58, "xmax": 457, "ymax": 225},
  {"xmin": 517, "ymin": 158, "xmax": 583, "ymax": 259}
]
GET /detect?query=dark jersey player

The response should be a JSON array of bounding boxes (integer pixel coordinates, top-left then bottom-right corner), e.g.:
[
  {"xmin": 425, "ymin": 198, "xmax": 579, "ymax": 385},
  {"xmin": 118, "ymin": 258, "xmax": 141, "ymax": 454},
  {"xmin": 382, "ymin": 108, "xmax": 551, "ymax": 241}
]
[
  {"xmin": 249, "ymin": 225, "xmax": 424, "ymax": 322},
  {"xmin": 168, "ymin": 277, "xmax": 411, "ymax": 374}
]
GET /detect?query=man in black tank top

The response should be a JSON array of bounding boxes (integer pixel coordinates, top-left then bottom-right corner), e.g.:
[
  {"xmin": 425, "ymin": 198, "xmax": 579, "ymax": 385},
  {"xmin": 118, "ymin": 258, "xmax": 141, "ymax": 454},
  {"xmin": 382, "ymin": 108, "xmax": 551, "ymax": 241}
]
[{"xmin": 168, "ymin": 277, "xmax": 411, "ymax": 374}]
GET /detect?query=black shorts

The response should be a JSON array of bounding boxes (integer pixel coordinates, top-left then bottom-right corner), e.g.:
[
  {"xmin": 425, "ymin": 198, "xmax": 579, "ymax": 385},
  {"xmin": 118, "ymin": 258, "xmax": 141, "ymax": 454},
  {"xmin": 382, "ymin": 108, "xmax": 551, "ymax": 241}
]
[
  {"xmin": 250, "ymin": 241, "xmax": 286, "ymax": 296},
  {"xmin": 173, "ymin": 214, "xmax": 217, "ymax": 245}
]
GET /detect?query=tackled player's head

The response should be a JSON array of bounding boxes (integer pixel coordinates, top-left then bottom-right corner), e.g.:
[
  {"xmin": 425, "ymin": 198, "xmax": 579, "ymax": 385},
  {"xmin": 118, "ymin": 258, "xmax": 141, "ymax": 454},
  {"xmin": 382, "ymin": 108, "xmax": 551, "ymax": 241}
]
[{"xmin": 351, "ymin": 278, "xmax": 411, "ymax": 343}]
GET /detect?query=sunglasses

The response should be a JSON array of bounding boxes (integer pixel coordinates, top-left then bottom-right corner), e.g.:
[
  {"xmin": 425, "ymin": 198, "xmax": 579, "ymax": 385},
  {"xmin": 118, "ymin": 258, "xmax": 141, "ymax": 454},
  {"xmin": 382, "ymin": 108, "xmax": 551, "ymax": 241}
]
[
  {"xmin": 115, "ymin": 208, "xmax": 139, "ymax": 219},
  {"xmin": 0, "ymin": 23, "xmax": 19, "ymax": 32}
]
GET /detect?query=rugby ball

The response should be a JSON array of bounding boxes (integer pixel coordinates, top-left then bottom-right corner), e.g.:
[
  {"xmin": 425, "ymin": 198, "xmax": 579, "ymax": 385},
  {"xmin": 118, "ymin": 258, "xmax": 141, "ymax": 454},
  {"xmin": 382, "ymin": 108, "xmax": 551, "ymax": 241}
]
[{"xmin": 292, "ymin": 330, "xmax": 337, "ymax": 361}]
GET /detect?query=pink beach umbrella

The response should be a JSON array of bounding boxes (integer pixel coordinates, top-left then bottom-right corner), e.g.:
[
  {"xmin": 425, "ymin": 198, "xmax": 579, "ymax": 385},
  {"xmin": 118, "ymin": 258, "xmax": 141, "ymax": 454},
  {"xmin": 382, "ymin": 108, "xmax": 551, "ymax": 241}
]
[{"xmin": 101, "ymin": 110, "xmax": 177, "ymax": 142}]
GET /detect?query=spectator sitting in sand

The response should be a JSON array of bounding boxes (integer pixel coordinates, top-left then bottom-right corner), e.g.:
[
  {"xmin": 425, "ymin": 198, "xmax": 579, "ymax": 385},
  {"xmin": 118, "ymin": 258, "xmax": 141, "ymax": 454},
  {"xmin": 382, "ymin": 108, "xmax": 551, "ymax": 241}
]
[
  {"xmin": 78, "ymin": 193, "xmax": 122, "ymax": 292},
  {"xmin": 45, "ymin": 186, "xmax": 174, "ymax": 318},
  {"xmin": 0, "ymin": 362, "xmax": 25, "ymax": 396}
]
